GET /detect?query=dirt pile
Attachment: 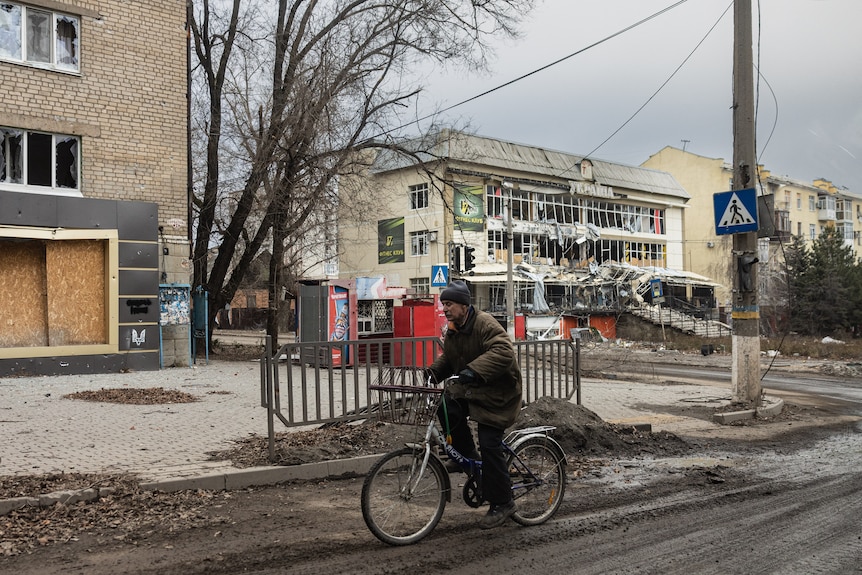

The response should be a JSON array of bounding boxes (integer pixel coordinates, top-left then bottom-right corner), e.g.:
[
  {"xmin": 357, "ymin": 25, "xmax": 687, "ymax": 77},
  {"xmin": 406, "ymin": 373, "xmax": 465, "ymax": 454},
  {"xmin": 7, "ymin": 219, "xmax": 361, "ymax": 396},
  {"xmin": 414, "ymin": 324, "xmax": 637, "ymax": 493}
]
[
  {"xmin": 514, "ymin": 396, "xmax": 690, "ymax": 457},
  {"xmin": 206, "ymin": 396, "xmax": 692, "ymax": 468}
]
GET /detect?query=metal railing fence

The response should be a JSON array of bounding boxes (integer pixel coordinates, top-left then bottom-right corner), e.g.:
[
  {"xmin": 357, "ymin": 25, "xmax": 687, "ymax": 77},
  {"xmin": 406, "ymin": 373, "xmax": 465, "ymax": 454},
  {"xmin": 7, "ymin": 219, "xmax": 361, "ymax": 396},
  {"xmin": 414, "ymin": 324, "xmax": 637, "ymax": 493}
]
[{"xmin": 260, "ymin": 336, "xmax": 581, "ymax": 460}]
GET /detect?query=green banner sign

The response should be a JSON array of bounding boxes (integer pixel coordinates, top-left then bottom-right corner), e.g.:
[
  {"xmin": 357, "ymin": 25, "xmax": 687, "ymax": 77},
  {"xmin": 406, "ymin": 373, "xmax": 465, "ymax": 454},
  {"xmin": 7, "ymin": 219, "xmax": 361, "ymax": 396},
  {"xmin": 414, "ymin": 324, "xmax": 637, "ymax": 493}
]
[
  {"xmin": 454, "ymin": 185, "xmax": 484, "ymax": 231},
  {"xmin": 378, "ymin": 217, "xmax": 405, "ymax": 263}
]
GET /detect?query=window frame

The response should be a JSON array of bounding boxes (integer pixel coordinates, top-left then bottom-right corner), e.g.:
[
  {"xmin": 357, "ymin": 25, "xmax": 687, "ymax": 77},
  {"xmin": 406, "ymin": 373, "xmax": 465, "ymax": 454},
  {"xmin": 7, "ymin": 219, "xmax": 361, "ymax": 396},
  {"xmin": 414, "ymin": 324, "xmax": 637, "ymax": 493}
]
[
  {"xmin": 409, "ymin": 230, "xmax": 430, "ymax": 257},
  {"xmin": 408, "ymin": 183, "xmax": 429, "ymax": 210},
  {"xmin": 0, "ymin": 127, "xmax": 81, "ymax": 196},
  {"xmin": 0, "ymin": 226, "xmax": 119, "ymax": 359},
  {"xmin": 0, "ymin": 2, "xmax": 80, "ymax": 72},
  {"xmin": 410, "ymin": 277, "xmax": 430, "ymax": 294}
]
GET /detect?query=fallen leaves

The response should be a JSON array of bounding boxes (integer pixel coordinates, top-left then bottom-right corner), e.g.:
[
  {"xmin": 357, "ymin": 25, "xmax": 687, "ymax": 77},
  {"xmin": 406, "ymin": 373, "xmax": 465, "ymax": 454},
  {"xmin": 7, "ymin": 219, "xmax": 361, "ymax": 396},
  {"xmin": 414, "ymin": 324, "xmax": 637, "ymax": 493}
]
[
  {"xmin": 0, "ymin": 476, "xmax": 222, "ymax": 556},
  {"xmin": 63, "ymin": 388, "xmax": 199, "ymax": 405}
]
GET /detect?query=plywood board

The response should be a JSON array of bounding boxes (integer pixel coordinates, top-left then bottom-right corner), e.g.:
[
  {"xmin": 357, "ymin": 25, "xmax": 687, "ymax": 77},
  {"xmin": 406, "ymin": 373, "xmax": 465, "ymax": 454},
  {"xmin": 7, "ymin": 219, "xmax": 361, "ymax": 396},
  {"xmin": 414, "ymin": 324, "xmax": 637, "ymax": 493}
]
[
  {"xmin": 46, "ymin": 240, "xmax": 106, "ymax": 345},
  {"xmin": 0, "ymin": 241, "xmax": 48, "ymax": 347}
]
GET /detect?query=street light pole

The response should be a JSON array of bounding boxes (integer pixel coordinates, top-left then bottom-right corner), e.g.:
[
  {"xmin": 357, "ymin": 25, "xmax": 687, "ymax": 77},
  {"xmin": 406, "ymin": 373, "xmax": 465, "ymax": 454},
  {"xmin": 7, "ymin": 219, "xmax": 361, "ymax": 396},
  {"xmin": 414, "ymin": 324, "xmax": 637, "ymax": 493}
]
[{"xmin": 731, "ymin": 0, "xmax": 761, "ymax": 404}]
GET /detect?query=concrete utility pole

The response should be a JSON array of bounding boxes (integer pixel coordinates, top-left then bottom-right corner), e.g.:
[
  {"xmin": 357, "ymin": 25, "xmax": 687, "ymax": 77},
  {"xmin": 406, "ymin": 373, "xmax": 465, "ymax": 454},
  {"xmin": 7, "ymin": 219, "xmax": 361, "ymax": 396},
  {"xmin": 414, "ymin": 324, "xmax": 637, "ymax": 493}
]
[
  {"xmin": 504, "ymin": 182, "xmax": 516, "ymax": 340},
  {"xmin": 731, "ymin": 0, "xmax": 762, "ymax": 404}
]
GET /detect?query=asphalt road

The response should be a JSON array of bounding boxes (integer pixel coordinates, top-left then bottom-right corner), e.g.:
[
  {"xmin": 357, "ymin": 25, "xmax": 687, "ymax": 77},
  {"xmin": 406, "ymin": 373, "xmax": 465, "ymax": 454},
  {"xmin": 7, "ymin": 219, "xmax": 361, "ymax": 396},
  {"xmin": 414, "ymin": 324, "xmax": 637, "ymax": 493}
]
[{"xmin": 610, "ymin": 362, "xmax": 862, "ymax": 414}]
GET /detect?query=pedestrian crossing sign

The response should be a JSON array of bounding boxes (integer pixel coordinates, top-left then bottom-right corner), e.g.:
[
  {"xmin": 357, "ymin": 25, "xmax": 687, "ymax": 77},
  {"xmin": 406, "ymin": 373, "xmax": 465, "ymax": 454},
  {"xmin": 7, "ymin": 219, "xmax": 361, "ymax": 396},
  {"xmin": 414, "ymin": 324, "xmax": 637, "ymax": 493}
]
[
  {"xmin": 713, "ymin": 188, "xmax": 758, "ymax": 235},
  {"xmin": 431, "ymin": 265, "xmax": 448, "ymax": 287}
]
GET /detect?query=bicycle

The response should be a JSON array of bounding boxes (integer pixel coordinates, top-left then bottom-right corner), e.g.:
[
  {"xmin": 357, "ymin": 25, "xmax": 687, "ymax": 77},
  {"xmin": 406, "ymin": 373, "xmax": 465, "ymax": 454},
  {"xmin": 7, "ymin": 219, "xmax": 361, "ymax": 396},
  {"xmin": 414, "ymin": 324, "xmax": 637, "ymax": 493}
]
[{"xmin": 361, "ymin": 374, "xmax": 567, "ymax": 545}]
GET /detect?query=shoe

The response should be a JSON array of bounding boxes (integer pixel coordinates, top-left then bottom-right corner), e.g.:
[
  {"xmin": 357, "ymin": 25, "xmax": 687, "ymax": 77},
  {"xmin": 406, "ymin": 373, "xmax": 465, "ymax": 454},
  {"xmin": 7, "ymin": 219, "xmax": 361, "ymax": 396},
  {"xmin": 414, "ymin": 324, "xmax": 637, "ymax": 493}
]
[{"xmin": 479, "ymin": 500, "xmax": 516, "ymax": 529}]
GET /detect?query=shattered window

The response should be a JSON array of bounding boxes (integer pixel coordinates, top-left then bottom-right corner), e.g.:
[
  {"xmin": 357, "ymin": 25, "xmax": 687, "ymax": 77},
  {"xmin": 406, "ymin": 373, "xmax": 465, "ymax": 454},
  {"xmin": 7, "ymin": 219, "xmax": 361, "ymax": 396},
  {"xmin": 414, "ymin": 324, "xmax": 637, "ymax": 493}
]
[
  {"xmin": 0, "ymin": 128, "xmax": 23, "ymax": 183},
  {"xmin": 55, "ymin": 136, "xmax": 78, "ymax": 188},
  {"xmin": 27, "ymin": 131, "xmax": 51, "ymax": 186},
  {"xmin": 55, "ymin": 14, "xmax": 78, "ymax": 70},
  {"xmin": 25, "ymin": 8, "xmax": 50, "ymax": 63},
  {"xmin": 485, "ymin": 185, "xmax": 504, "ymax": 219},
  {"xmin": 511, "ymin": 190, "xmax": 530, "ymax": 221},
  {"xmin": 582, "ymin": 199, "xmax": 665, "ymax": 235},
  {"xmin": 0, "ymin": 3, "xmax": 79, "ymax": 71},
  {"xmin": 0, "ymin": 127, "xmax": 80, "ymax": 193},
  {"xmin": 0, "ymin": 3, "xmax": 22, "ymax": 59}
]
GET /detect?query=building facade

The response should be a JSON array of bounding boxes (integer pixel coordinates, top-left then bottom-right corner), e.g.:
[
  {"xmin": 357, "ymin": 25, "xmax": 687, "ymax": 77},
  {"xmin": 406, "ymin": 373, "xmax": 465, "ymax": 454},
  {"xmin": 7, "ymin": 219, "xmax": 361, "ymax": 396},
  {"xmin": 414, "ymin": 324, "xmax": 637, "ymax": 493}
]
[
  {"xmin": 0, "ymin": 0, "xmax": 189, "ymax": 375},
  {"xmin": 642, "ymin": 146, "xmax": 862, "ymax": 308},
  {"xmin": 336, "ymin": 131, "xmax": 694, "ymax": 338}
]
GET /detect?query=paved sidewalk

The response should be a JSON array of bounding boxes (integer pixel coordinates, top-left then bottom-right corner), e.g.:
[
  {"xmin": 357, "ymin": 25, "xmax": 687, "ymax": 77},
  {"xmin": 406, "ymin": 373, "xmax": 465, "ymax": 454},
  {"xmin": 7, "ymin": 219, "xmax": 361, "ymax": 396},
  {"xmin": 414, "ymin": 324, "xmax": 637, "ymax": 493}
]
[{"xmin": 0, "ymin": 359, "xmax": 740, "ymax": 490}]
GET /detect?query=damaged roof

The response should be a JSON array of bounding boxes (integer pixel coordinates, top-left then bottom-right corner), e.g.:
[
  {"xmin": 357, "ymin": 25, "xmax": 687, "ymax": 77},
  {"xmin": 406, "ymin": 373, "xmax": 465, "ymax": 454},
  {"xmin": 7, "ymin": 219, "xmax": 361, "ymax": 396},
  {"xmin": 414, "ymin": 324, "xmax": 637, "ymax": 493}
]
[{"xmin": 370, "ymin": 130, "xmax": 690, "ymax": 200}]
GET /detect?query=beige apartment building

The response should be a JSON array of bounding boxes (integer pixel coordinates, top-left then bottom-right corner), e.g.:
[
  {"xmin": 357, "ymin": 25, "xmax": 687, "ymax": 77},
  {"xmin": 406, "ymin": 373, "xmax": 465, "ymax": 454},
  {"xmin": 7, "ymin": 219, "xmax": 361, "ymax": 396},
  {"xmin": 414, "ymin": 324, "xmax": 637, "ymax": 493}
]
[
  {"xmin": 335, "ymin": 131, "xmax": 709, "ymax": 340},
  {"xmin": 642, "ymin": 146, "xmax": 862, "ymax": 308},
  {"xmin": 0, "ymin": 1, "xmax": 189, "ymax": 375}
]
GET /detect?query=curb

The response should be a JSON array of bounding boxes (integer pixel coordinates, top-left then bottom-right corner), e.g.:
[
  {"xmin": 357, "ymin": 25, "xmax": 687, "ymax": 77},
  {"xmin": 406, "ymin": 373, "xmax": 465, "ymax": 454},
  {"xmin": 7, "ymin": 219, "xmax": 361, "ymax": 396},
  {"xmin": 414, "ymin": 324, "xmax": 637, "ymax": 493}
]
[
  {"xmin": 140, "ymin": 454, "xmax": 381, "ymax": 493},
  {"xmin": 0, "ymin": 456, "xmax": 380, "ymax": 516},
  {"xmin": 712, "ymin": 396, "xmax": 785, "ymax": 425},
  {"xmin": 0, "ymin": 487, "xmax": 116, "ymax": 516}
]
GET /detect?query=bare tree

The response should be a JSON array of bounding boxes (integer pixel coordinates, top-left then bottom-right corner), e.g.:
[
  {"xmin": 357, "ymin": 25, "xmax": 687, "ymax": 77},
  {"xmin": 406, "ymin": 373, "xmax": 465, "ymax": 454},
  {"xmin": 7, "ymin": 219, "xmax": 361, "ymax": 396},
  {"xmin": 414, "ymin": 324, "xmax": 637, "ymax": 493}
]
[{"xmin": 189, "ymin": 0, "xmax": 533, "ymax": 349}]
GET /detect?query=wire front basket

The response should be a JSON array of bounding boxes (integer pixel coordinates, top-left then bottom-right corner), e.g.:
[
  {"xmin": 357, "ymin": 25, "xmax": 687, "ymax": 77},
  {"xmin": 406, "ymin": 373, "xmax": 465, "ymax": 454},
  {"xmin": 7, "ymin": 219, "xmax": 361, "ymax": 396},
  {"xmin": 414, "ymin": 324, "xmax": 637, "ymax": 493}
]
[{"xmin": 369, "ymin": 367, "xmax": 443, "ymax": 426}]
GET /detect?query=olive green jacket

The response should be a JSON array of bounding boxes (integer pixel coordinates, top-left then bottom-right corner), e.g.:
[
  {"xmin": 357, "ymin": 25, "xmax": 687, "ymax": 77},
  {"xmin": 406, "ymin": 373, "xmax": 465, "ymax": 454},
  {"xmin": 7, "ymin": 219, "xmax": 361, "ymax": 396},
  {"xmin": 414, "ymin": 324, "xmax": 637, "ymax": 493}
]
[{"xmin": 429, "ymin": 307, "xmax": 523, "ymax": 429}]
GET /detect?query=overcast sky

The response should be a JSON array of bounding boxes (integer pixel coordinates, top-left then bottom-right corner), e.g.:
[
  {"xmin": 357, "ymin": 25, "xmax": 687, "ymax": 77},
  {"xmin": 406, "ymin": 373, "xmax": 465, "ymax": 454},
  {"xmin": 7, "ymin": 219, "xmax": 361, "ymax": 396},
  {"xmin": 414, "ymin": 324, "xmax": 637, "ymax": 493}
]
[{"xmin": 411, "ymin": 0, "xmax": 861, "ymax": 194}]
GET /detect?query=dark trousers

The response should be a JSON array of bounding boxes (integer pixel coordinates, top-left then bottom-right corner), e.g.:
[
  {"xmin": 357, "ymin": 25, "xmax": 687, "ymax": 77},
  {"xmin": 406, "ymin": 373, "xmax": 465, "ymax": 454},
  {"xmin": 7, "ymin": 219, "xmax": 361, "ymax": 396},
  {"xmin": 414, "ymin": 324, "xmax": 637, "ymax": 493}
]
[{"xmin": 439, "ymin": 395, "xmax": 513, "ymax": 506}]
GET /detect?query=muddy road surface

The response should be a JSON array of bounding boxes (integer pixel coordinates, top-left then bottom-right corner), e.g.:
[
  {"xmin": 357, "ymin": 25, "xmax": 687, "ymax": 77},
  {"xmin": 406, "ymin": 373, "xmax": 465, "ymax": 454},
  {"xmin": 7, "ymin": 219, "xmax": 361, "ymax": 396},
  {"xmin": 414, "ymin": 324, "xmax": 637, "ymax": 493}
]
[{"xmin": 3, "ymin": 420, "xmax": 861, "ymax": 575}]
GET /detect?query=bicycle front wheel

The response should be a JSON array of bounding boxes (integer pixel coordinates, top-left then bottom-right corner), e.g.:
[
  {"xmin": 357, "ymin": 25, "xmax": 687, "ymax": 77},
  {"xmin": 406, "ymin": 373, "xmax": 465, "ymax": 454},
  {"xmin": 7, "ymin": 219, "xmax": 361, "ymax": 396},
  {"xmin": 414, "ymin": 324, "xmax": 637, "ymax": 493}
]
[
  {"xmin": 361, "ymin": 447, "xmax": 448, "ymax": 545},
  {"xmin": 508, "ymin": 437, "xmax": 566, "ymax": 526}
]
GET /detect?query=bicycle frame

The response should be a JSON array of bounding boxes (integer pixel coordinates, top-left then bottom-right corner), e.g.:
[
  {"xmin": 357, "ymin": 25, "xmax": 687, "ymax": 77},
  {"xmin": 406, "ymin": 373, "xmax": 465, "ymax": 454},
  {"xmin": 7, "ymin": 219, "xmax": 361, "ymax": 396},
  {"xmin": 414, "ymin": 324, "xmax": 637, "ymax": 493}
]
[
  {"xmin": 397, "ymin": 376, "xmax": 565, "ymax": 501},
  {"xmin": 404, "ymin": 402, "xmax": 564, "ymax": 501},
  {"xmin": 362, "ymin": 378, "xmax": 567, "ymax": 545},
  {"xmin": 398, "ymin": 416, "xmax": 463, "ymax": 503}
]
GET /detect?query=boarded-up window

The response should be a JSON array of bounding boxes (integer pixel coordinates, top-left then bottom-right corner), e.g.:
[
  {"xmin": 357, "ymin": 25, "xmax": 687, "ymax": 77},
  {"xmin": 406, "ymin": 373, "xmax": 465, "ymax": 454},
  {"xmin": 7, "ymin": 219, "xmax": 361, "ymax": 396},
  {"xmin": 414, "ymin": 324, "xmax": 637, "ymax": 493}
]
[
  {"xmin": 0, "ymin": 238, "xmax": 106, "ymax": 348},
  {"xmin": 0, "ymin": 240, "xmax": 48, "ymax": 346}
]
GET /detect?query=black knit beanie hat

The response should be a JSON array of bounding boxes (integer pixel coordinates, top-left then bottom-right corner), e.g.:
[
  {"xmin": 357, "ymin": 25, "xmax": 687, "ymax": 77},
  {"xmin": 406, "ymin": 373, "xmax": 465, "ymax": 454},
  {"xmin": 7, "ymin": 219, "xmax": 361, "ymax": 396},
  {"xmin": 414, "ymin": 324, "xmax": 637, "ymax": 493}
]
[{"xmin": 440, "ymin": 280, "xmax": 471, "ymax": 305}]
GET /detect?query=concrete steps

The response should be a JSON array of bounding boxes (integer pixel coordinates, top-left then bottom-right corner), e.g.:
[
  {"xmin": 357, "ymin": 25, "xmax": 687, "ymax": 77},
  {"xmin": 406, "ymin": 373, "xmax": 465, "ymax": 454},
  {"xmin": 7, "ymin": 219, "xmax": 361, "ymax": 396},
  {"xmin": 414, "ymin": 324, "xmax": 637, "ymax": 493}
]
[{"xmin": 630, "ymin": 305, "xmax": 732, "ymax": 338}]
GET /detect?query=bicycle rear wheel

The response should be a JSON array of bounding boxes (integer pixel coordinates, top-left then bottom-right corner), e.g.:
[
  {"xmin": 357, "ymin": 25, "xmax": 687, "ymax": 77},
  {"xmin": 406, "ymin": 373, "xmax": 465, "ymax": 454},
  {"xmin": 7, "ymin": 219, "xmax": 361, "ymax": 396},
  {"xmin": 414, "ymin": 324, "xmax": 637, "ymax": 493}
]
[
  {"xmin": 508, "ymin": 437, "xmax": 566, "ymax": 526},
  {"xmin": 361, "ymin": 447, "xmax": 448, "ymax": 545}
]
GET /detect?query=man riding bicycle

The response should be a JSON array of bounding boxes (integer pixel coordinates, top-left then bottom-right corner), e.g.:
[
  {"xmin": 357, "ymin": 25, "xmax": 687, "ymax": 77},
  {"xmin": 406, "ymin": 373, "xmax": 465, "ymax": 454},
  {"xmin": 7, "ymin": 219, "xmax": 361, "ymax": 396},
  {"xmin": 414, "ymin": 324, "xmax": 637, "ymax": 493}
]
[{"xmin": 427, "ymin": 280, "xmax": 523, "ymax": 529}]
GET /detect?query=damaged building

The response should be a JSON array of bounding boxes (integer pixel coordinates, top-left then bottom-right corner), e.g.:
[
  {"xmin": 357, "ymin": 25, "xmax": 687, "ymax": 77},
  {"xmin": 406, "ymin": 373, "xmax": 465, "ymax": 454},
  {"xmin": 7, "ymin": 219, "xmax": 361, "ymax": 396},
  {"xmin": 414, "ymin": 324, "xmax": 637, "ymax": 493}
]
[
  {"xmin": 335, "ymin": 130, "xmax": 727, "ymax": 340},
  {"xmin": 0, "ymin": 1, "xmax": 190, "ymax": 376}
]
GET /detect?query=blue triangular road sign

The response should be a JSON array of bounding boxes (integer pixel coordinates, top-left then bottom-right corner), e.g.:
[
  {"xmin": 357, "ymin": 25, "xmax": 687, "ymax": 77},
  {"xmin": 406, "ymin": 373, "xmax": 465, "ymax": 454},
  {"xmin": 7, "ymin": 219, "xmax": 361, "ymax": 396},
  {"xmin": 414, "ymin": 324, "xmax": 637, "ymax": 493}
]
[{"xmin": 713, "ymin": 188, "xmax": 758, "ymax": 235}]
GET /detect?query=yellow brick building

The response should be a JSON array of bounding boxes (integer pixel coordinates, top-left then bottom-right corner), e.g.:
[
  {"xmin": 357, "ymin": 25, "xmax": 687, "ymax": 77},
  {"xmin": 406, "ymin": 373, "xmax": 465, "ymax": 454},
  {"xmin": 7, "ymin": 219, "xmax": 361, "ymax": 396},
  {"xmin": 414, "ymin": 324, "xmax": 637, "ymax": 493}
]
[
  {"xmin": 642, "ymin": 146, "xmax": 861, "ymax": 309},
  {"xmin": 0, "ymin": 1, "xmax": 189, "ymax": 375}
]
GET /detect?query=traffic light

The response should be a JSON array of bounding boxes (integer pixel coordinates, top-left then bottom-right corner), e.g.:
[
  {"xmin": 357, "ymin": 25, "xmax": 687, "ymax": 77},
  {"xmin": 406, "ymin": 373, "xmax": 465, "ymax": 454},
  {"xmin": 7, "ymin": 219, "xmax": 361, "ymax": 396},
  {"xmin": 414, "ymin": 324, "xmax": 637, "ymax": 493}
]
[
  {"xmin": 464, "ymin": 246, "xmax": 476, "ymax": 273},
  {"xmin": 737, "ymin": 253, "xmax": 759, "ymax": 293},
  {"xmin": 449, "ymin": 243, "xmax": 462, "ymax": 273}
]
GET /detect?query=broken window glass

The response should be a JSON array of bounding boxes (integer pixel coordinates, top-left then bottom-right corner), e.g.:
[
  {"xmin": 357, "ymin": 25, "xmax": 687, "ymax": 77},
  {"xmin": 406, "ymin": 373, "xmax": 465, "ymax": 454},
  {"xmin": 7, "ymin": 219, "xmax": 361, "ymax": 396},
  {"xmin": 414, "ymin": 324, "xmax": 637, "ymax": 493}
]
[
  {"xmin": 55, "ymin": 14, "xmax": 77, "ymax": 70},
  {"xmin": 25, "ymin": 8, "xmax": 50, "ymax": 63},
  {"xmin": 55, "ymin": 136, "xmax": 78, "ymax": 188},
  {"xmin": 0, "ymin": 3, "xmax": 21, "ymax": 60},
  {"xmin": 27, "ymin": 131, "xmax": 51, "ymax": 186},
  {"xmin": 0, "ymin": 128, "xmax": 23, "ymax": 183},
  {"xmin": 0, "ymin": 129, "xmax": 80, "ymax": 191}
]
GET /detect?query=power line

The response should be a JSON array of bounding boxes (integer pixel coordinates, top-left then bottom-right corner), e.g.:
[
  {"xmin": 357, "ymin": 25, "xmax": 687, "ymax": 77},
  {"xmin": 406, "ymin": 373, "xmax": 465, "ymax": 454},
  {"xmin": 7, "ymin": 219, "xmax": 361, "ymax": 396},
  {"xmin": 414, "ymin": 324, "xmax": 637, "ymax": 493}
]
[
  {"xmin": 377, "ymin": 0, "xmax": 694, "ymax": 140},
  {"xmin": 572, "ymin": 0, "xmax": 733, "ymax": 174}
]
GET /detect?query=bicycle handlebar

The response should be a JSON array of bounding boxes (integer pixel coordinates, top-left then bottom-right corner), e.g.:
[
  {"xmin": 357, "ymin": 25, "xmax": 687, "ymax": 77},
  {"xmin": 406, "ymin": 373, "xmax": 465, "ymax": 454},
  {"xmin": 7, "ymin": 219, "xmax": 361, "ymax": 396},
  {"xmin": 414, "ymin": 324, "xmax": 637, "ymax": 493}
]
[{"xmin": 426, "ymin": 374, "xmax": 461, "ymax": 387}]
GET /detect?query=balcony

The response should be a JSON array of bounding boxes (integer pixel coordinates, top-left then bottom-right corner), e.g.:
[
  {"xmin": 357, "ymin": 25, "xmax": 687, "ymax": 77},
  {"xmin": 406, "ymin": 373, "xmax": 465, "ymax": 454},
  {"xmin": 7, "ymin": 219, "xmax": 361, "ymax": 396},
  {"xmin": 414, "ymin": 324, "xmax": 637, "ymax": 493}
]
[
  {"xmin": 772, "ymin": 209, "xmax": 791, "ymax": 242},
  {"xmin": 818, "ymin": 195, "xmax": 836, "ymax": 222}
]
